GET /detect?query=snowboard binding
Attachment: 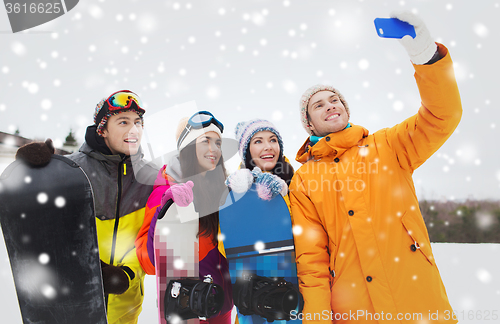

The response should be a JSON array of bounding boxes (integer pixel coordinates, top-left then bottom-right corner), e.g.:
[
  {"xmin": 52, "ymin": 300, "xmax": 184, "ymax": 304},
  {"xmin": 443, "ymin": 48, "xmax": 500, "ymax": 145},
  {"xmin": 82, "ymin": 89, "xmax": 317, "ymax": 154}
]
[
  {"xmin": 233, "ymin": 273, "xmax": 301, "ymax": 322},
  {"xmin": 164, "ymin": 275, "xmax": 224, "ymax": 322}
]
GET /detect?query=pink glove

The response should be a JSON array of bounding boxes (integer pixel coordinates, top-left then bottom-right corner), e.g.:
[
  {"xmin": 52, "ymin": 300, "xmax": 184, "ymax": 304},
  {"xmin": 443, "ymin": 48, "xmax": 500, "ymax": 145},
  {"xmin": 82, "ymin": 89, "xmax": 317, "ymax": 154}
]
[{"xmin": 161, "ymin": 181, "xmax": 194, "ymax": 207}]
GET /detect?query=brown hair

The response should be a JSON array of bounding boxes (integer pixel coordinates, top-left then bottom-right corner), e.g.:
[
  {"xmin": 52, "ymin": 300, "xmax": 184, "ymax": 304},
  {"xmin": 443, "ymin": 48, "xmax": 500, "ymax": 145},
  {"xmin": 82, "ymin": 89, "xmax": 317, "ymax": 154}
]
[{"xmin": 179, "ymin": 139, "xmax": 228, "ymax": 245}]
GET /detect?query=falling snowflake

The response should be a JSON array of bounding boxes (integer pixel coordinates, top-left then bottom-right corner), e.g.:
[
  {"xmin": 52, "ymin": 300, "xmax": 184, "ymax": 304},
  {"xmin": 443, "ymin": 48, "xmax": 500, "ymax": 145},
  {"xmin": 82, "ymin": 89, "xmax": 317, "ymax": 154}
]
[
  {"xmin": 37, "ymin": 193, "xmax": 48, "ymax": 204},
  {"xmin": 54, "ymin": 196, "xmax": 66, "ymax": 208},
  {"xmin": 282, "ymin": 80, "xmax": 297, "ymax": 94},
  {"xmin": 41, "ymin": 99, "xmax": 52, "ymax": 110},
  {"xmin": 272, "ymin": 111, "xmax": 283, "ymax": 122},
  {"xmin": 250, "ymin": 12, "xmax": 265, "ymax": 26},
  {"xmin": 11, "ymin": 42, "xmax": 26, "ymax": 56},
  {"xmin": 473, "ymin": 23, "xmax": 489, "ymax": 38},
  {"xmin": 476, "ymin": 269, "xmax": 492, "ymax": 283},
  {"xmin": 292, "ymin": 225, "xmax": 303, "ymax": 235},
  {"xmin": 38, "ymin": 253, "xmax": 50, "ymax": 265},
  {"xmin": 206, "ymin": 86, "xmax": 220, "ymax": 99},
  {"xmin": 393, "ymin": 101, "xmax": 404, "ymax": 112},
  {"xmin": 475, "ymin": 212, "xmax": 494, "ymax": 230},
  {"xmin": 41, "ymin": 284, "xmax": 57, "ymax": 299},
  {"xmin": 254, "ymin": 241, "xmax": 265, "ymax": 251},
  {"xmin": 358, "ymin": 59, "xmax": 369, "ymax": 70},
  {"xmin": 27, "ymin": 83, "xmax": 39, "ymax": 94},
  {"xmin": 174, "ymin": 258, "xmax": 184, "ymax": 269},
  {"xmin": 88, "ymin": 5, "xmax": 103, "ymax": 19}
]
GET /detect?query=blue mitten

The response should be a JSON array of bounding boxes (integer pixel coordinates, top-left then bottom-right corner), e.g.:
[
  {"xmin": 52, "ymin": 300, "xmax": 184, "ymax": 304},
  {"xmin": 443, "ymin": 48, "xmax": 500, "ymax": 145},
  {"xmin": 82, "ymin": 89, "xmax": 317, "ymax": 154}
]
[{"xmin": 252, "ymin": 167, "xmax": 287, "ymax": 201}]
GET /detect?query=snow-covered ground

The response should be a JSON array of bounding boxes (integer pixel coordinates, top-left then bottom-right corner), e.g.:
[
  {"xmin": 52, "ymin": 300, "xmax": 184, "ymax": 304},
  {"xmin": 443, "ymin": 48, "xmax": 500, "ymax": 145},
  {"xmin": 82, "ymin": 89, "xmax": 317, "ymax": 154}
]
[{"xmin": 1, "ymin": 240, "xmax": 499, "ymax": 323}]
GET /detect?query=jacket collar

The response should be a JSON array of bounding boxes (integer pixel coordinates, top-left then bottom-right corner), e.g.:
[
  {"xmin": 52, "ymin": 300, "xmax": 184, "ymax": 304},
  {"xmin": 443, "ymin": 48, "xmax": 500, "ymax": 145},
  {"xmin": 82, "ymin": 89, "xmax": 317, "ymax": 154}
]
[{"xmin": 295, "ymin": 124, "xmax": 369, "ymax": 163}]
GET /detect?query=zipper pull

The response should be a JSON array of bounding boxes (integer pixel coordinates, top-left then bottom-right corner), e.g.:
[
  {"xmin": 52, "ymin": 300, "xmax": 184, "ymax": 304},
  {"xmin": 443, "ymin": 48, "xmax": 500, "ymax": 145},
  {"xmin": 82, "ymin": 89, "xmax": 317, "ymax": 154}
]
[{"xmin": 123, "ymin": 164, "xmax": 127, "ymax": 176}]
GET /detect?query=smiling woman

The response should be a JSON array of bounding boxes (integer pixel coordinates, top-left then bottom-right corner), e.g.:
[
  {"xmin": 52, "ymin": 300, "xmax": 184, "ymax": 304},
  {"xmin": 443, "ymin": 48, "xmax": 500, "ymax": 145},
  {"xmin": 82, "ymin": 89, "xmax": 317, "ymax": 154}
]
[
  {"xmin": 248, "ymin": 130, "xmax": 280, "ymax": 172},
  {"xmin": 237, "ymin": 119, "xmax": 294, "ymax": 187},
  {"xmin": 135, "ymin": 111, "xmax": 234, "ymax": 324},
  {"xmin": 224, "ymin": 119, "xmax": 294, "ymax": 203},
  {"xmin": 194, "ymin": 132, "xmax": 223, "ymax": 176}
]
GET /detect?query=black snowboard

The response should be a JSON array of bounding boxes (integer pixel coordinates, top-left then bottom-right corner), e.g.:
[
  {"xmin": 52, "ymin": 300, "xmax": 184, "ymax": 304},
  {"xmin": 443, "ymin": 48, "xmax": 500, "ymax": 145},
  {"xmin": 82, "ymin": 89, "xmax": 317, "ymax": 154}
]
[{"xmin": 0, "ymin": 155, "xmax": 107, "ymax": 324}]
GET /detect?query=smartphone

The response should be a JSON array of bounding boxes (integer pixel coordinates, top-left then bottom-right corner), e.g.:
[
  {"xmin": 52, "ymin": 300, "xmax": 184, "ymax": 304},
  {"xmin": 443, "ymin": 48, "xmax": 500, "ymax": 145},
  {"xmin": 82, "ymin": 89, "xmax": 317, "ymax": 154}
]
[{"xmin": 374, "ymin": 18, "xmax": 416, "ymax": 39}]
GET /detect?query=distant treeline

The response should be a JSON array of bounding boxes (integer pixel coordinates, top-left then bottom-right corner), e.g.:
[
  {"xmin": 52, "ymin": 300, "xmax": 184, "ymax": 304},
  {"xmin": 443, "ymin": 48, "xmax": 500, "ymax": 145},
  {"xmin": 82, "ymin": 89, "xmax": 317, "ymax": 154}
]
[{"xmin": 419, "ymin": 200, "xmax": 500, "ymax": 243}]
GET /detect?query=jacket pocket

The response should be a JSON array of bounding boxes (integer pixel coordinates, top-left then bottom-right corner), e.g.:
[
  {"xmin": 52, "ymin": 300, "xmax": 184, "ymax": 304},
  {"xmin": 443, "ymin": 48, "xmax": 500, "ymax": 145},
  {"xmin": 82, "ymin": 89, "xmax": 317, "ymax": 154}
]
[
  {"xmin": 328, "ymin": 240, "xmax": 337, "ymax": 288},
  {"xmin": 401, "ymin": 211, "xmax": 435, "ymax": 266}
]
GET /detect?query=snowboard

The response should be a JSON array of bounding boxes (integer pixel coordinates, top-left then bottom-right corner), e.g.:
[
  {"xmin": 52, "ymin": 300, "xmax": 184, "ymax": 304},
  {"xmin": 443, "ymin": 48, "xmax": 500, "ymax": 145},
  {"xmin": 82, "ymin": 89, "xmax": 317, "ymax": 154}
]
[
  {"xmin": 0, "ymin": 155, "xmax": 107, "ymax": 324},
  {"xmin": 219, "ymin": 184, "xmax": 302, "ymax": 324},
  {"xmin": 154, "ymin": 200, "xmax": 200, "ymax": 324}
]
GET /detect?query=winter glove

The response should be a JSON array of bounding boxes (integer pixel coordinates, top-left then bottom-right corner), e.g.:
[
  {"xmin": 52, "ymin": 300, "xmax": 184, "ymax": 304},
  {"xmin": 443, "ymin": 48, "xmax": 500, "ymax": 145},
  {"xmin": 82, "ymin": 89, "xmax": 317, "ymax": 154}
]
[
  {"xmin": 252, "ymin": 167, "xmax": 288, "ymax": 201},
  {"xmin": 161, "ymin": 181, "xmax": 194, "ymax": 208},
  {"xmin": 146, "ymin": 181, "xmax": 195, "ymax": 267},
  {"xmin": 15, "ymin": 139, "xmax": 54, "ymax": 167},
  {"xmin": 390, "ymin": 11, "xmax": 437, "ymax": 65},
  {"xmin": 225, "ymin": 168, "xmax": 254, "ymax": 194},
  {"xmin": 100, "ymin": 260, "xmax": 134, "ymax": 295}
]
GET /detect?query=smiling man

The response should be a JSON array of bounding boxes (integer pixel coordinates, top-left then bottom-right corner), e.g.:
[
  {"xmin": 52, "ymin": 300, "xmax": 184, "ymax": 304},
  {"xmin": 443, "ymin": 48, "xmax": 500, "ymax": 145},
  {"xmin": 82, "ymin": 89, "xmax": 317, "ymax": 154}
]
[
  {"xmin": 289, "ymin": 12, "xmax": 461, "ymax": 323},
  {"xmin": 67, "ymin": 90, "xmax": 158, "ymax": 324}
]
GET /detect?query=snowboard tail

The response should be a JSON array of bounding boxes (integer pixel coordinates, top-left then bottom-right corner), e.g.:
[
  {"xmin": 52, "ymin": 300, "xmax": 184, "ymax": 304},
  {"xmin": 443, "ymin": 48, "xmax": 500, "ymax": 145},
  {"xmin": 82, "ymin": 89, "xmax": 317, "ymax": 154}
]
[{"xmin": 0, "ymin": 155, "xmax": 107, "ymax": 324}]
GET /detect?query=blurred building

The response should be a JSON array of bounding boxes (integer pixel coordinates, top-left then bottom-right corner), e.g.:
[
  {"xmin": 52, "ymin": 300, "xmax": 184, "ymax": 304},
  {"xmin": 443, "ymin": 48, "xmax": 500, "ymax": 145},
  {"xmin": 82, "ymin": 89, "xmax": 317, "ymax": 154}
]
[{"xmin": 0, "ymin": 131, "xmax": 78, "ymax": 174}]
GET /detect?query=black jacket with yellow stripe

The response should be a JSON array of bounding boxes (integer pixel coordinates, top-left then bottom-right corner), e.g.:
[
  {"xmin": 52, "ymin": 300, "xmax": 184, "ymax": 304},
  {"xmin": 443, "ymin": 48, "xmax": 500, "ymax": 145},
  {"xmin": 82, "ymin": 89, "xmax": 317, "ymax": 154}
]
[{"xmin": 67, "ymin": 126, "xmax": 157, "ymax": 324}]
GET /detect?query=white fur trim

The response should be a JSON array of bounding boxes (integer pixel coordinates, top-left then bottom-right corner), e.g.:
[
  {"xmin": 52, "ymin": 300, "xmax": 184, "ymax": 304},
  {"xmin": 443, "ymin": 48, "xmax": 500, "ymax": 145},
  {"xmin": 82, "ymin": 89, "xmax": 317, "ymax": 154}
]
[{"xmin": 227, "ymin": 169, "xmax": 254, "ymax": 194}]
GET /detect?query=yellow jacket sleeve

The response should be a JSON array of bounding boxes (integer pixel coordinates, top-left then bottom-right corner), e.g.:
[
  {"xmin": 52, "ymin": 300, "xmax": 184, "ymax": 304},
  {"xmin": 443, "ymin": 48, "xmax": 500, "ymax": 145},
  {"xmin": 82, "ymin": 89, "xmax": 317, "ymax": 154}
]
[{"xmin": 384, "ymin": 44, "xmax": 462, "ymax": 172}]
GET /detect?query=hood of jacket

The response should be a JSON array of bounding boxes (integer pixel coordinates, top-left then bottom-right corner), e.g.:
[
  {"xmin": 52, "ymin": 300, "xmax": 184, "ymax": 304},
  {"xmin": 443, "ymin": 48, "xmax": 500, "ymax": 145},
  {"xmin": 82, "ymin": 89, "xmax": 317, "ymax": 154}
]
[{"xmin": 295, "ymin": 124, "xmax": 369, "ymax": 163}]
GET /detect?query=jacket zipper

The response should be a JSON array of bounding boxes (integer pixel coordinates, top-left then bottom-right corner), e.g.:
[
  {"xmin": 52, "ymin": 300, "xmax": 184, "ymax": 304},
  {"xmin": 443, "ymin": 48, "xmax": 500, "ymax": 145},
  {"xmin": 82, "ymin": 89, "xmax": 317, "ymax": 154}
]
[{"xmin": 105, "ymin": 159, "xmax": 126, "ymax": 309}]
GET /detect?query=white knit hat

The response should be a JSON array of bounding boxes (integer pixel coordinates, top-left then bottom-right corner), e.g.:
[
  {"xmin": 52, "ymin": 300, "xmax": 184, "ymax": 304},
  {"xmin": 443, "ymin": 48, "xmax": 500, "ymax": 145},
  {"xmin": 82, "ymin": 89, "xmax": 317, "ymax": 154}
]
[
  {"xmin": 175, "ymin": 115, "xmax": 223, "ymax": 151},
  {"xmin": 299, "ymin": 84, "xmax": 350, "ymax": 135}
]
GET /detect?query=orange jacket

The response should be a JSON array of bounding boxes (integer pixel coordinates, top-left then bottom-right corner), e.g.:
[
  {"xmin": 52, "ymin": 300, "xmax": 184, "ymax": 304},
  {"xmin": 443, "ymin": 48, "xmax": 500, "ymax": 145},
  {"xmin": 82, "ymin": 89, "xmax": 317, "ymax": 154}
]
[{"xmin": 289, "ymin": 44, "xmax": 461, "ymax": 323}]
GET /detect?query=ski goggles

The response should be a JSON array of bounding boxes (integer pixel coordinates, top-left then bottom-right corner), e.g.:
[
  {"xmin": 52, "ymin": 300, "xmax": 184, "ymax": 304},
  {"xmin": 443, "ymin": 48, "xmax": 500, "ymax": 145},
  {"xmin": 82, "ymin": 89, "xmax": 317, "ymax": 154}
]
[
  {"xmin": 94, "ymin": 90, "xmax": 146, "ymax": 135},
  {"xmin": 177, "ymin": 111, "xmax": 224, "ymax": 150},
  {"xmin": 106, "ymin": 90, "xmax": 145, "ymax": 113}
]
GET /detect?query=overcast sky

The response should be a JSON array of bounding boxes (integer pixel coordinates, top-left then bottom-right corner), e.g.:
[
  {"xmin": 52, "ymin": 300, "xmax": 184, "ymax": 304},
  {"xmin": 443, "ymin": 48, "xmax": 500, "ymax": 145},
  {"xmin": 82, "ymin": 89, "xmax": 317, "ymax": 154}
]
[{"xmin": 1, "ymin": 0, "xmax": 499, "ymax": 200}]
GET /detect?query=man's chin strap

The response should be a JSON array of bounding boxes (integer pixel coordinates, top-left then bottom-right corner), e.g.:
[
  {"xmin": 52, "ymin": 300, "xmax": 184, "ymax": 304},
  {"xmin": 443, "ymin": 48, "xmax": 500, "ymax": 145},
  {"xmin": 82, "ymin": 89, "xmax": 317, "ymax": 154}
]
[{"xmin": 309, "ymin": 123, "xmax": 351, "ymax": 146}]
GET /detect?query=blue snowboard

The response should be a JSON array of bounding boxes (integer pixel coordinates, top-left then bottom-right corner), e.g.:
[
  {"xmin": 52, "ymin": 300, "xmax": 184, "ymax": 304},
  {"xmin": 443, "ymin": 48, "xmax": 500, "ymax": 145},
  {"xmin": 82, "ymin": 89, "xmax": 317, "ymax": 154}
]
[{"xmin": 219, "ymin": 184, "xmax": 301, "ymax": 324}]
